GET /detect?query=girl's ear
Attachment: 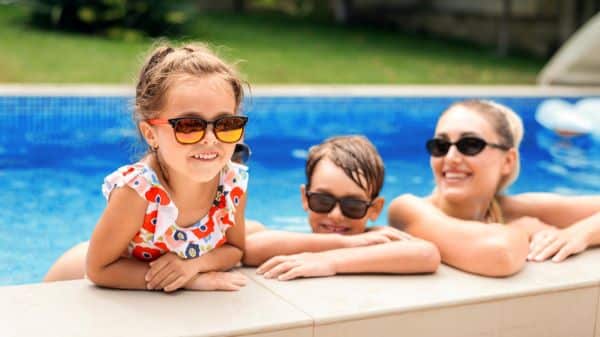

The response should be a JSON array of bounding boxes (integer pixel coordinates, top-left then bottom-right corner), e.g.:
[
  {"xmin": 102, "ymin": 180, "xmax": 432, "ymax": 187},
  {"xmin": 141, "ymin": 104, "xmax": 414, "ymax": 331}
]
[
  {"xmin": 300, "ymin": 185, "xmax": 309, "ymax": 212},
  {"xmin": 368, "ymin": 196, "xmax": 385, "ymax": 222},
  {"xmin": 139, "ymin": 121, "xmax": 158, "ymax": 148}
]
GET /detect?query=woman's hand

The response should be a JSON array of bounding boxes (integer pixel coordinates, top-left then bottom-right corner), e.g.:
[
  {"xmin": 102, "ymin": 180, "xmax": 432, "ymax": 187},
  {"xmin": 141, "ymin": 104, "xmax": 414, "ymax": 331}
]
[
  {"xmin": 256, "ymin": 252, "xmax": 336, "ymax": 281},
  {"xmin": 185, "ymin": 271, "xmax": 248, "ymax": 291},
  {"xmin": 528, "ymin": 227, "xmax": 589, "ymax": 262},
  {"xmin": 145, "ymin": 253, "xmax": 199, "ymax": 292}
]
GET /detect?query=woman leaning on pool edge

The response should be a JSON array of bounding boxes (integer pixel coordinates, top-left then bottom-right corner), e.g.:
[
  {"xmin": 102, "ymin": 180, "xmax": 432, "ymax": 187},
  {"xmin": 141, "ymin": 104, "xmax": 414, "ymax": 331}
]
[{"xmin": 389, "ymin": 99, "xmax": 600, "ymax": 277}]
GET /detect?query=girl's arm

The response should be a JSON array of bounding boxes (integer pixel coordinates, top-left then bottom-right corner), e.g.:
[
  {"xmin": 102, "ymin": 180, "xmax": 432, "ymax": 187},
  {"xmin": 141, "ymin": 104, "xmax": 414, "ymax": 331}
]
[
  {"xmin": 243, "ymin": 227, "xmax": 406, "ymax": 267},
  {"xmin": 86, "ymin": 186, "xmax": 152, "ymax": 290},
  {"xmin": 257, "ymin": 238, "xmax": 440, "ymax": 281},
  {"xmin": 388, "ymin": 194, "xmax": 529, "ymax": 277}
]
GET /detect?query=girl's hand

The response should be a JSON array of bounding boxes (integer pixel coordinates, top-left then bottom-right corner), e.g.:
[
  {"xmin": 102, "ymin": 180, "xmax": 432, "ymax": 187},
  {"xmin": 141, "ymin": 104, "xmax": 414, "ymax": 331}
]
[
  {"xmin": 256, "ymin": 252, "xmax": 336, "ymax": 281},
  {"xmin": 145, "ymin": 253, "xmax": 198, "ymax": 292},
  {"xmin": 528, "ymin": 227, "xmax": 589, "ymax": 262},
  {"xmin": 346, "ymin": 226, "xmax": 412, "ymax": 248},
  {"xmin": 185, "ymin": 271, "xmax": 248, "ymax": 291}
]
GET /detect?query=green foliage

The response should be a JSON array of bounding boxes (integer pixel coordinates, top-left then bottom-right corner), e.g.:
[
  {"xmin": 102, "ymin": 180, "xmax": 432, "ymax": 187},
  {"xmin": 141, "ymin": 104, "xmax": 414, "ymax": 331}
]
[{"xmin": 24, "ymin": 0, "xmax": 195, "ymax": 38}]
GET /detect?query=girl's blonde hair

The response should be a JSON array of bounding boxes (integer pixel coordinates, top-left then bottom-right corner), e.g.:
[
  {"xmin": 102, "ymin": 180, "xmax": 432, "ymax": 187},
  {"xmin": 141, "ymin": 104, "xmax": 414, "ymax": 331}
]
[
  {"xmin": 442, "ymin": 100, "xmax": 524, "ymax": 223},
  {"xmin": 134, "ymin": 42, "xmax": 244, "ymax": 126}
]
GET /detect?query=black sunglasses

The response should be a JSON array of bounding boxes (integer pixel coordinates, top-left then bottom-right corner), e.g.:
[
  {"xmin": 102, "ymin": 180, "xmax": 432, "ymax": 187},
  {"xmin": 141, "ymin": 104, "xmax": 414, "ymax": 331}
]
[
  {"xmin": 232, "ymin": 143, "xmax": 251, "ymax": 164},
  {"xmin": 426, "ymin": 136, "xmax": 510, "ymax": 157},
  {"xmin": 306, "ymin": 191, "xmax": 373, "ymax": 220},
  {"xmin": 148, "ymin": 115, "xmax": 248, "ymax": 144}
]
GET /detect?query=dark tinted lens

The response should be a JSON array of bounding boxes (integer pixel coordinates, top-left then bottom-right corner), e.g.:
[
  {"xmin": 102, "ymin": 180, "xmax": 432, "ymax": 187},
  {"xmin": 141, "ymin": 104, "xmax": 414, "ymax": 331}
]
[
  {"xmin": 175, "ymin": 118, "xmax": 207, "ymax": 133},
  {"xmin": 456, "ymin": 137, "xmax": 487, "ymax": 156},
  {"xmin": 307, "ymin": 193, "xmax": 336, "ymax": 213},
  {"xmin": 214, "ymin": 116, "xmax": 247, "ymax": 131},
  {"xmin": 173, "ymin": 118, "xmax": 207, "ymax": 144},
  {"xmin": 232, "ymin": 143, "xmax": 251, "ymax": 164},
  {"xmin": 339, "ymin": 198, "xmax": 370, "ymax": 219},
  {"xmin": 426, "ymin": 139, "xmax": 451, "ymax": 157}
]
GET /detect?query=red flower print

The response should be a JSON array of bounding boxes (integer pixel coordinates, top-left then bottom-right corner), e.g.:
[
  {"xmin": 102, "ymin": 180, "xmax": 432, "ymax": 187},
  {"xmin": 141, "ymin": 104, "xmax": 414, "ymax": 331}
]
[
  {"xmin": 154, "ymin": 242, "xmax": 169, "ymax": 252},
  {"xmin": 220, "ymin": 213, "xmax": 234, "ymax": 227},
  {"xmin": 145, "ymin": 187, "xmax": 170, "ymax": 205},
  {"xmin": 132, "ymin": 246, "xmax": 162, "ymax": 261},
  {"xmin": 132, "ymin": 232, "xmax": 144, "ymax": 244},
  {"xmin": 192, "ymin": 217, "xmax": 215, "ymax": 239},
  {"xmin": 122, "ymin": 166, "xmax": 135, "ymax": 176},
  {"xmin": 142, "ymin": 211, "xmax": 158, "ymax": 233},
  {"xmin": 230, "ymin": 187, "xmax": 244, "ymax": 206},
  {"xmin": 216, "ymin": 236, "xmax": 227, "ymax": 248}
]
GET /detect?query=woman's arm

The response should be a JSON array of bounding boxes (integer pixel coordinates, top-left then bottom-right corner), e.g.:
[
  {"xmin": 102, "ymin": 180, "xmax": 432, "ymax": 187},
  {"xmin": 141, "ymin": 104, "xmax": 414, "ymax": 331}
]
[
  {"xmin": 502, "ymin": 193, "xmax": 600, "ymax": 228},
  {"xmin": 388, "ymin": 194, "xmax": 529, "ymax": 277},
  {"xmin": 257, "ymin": 238, "xmax": 440, "ymax": 281},
  {"xmin": 86, "ymin": 186, "xmax": 153, "ymax": 289}
]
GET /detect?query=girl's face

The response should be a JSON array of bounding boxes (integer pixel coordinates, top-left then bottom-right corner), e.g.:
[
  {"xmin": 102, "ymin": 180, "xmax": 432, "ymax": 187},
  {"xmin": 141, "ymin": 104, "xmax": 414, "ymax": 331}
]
[
  {"xmin": 141, "ymin": 75, "xmax": 238, "ymax": 183},
  {"xmin": 430, "ymin": 107, "xmax": 515, "ymax": 203},
  {"xmin": 301, "ymin": 158, "xmax": 384, "ymax": 235}
]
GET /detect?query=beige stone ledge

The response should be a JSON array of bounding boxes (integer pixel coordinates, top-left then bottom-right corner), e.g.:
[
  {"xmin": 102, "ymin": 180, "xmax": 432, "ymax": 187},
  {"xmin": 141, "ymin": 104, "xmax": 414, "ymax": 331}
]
[
  {"xmin": 2, "ymin": 248, "xmax": 600, "ymax": 337},
  {"xmin": 1, "ymin": 84, "xmax": 600, "ymax": 97}
]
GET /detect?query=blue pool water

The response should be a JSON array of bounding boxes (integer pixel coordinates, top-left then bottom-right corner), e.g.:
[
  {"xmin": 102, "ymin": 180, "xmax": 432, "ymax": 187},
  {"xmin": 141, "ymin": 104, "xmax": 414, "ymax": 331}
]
[{"xmin": 1, "ymin": 95, "xmax": 598, "ymax": 285}]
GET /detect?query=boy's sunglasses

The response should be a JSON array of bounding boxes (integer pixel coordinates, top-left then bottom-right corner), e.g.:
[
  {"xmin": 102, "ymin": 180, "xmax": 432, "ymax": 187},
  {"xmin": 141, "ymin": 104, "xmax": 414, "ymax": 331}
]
[
  {"xmin": 306, "ymin": 191, "xmax": 372, "ymax": 220},
  {"xmin": 147, "ymin": 115, "xmax": 248, "ymax": 144},
  {"xmin": 426, "ymin": 136, "xmax": 510, "ymax": 157}
]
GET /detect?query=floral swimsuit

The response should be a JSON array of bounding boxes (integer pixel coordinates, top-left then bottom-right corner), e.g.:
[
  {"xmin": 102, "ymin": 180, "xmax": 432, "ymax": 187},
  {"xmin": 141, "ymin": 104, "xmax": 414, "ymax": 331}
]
[{"xmin": 102, "ymin": 161, "xmax": 248, "ymax": 262}]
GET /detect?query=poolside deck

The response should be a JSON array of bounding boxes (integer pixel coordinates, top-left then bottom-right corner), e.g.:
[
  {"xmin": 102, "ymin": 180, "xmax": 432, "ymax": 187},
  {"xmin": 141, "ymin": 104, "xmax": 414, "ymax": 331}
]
[{"xmin": 2, "ymin": 248, "xmax": 599, "ymax": 337}]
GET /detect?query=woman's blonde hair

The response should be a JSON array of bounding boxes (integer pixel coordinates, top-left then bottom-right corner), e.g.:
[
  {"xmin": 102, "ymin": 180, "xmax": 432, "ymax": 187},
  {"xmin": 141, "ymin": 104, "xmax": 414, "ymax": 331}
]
[{"xmin": 442, "ymin": 100, "xmax": 524, "ymax": 223}]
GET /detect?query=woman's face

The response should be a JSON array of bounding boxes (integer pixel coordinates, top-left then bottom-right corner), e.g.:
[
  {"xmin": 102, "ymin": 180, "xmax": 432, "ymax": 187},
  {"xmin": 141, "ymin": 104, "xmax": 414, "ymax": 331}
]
[
  {"xmin": 430, "ymin": 106, "xmax": 515, "ymax": 203},
  {"xmin": 141, "ymin": 75, "xmax": 238, "ymax": 183}
]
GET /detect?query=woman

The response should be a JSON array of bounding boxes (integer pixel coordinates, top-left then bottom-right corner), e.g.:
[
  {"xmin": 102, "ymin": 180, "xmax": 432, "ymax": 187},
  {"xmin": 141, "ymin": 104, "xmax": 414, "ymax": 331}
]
[{"xmin": 389, "ymin": 99, "xmax": 599, "ymax": 277}]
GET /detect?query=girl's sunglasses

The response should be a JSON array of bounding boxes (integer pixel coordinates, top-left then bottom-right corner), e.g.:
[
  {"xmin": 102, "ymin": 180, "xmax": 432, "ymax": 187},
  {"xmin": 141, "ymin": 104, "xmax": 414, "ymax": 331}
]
[
  {"xmin": 148, "ymin": 115, "xmax": 248, "ymax": 144},
  {"xmin": 426, "ymin": 136, "xmax": 510, "ymax": 157},
  {"xmin": 306, "ymin": 191, "xmax": 372, "ymax": 219}
]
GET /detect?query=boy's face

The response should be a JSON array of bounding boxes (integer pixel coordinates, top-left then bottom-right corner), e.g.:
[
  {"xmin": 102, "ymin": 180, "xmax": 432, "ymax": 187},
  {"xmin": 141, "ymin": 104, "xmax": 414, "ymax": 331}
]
[{"xmin": 301, "ymin": 158, "xmax": 384, "ymax": 235}]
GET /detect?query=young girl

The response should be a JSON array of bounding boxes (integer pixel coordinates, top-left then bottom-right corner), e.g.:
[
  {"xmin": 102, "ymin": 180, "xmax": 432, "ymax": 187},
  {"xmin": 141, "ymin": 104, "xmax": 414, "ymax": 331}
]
[
  {"xmin": 389, "ymin": 100, "xmax": 600, "ymax": 277},
  {"xmin": 44, "ymin": 43, "xmax": 249, "ymax": 292},
  {"xmin": 244, "ymin": 136, "xmax": 440, "ymax": 281}
]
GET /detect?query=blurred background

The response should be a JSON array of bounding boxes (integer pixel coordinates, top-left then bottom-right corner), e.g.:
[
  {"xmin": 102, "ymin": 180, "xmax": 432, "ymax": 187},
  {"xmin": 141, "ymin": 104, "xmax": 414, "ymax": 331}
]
[{"xmin": 2, "ymin": 0, "xmax": 598, "ymax": 84}]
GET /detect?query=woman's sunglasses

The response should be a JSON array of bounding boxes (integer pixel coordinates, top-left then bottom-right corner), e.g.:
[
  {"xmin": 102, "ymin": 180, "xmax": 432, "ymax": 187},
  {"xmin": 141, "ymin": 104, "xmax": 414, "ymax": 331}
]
[
  {"xmin": 306, "ymin": 191, "xmax": 372, "ymax": 220},
  {"xmin": 426, "ymin": 136, "xmax": 510, "ymax": 157},
  {"xmin": 147, "ymin": 115, "xmax": 248, "ymax": 144}
]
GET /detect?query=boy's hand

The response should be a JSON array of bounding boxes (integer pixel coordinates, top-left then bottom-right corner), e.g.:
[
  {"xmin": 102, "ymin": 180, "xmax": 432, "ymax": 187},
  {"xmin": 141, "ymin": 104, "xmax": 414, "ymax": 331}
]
[
  {"xmin": 145, "ymin": 253, "xmax": 198, "ymax": 292},
  {"xmin": 528, "ymin": 227, "xmax": 589, "ymax": 262},
  {"xmin": 346, "ymin": 226, "xmax": 412, "ymax": 248},
  {"xmin": 185, "ymin": 271, "xmax": 248, "ymax": 291},
  {"xmin": 256, "ymin": 252, "xmax": 336, "ymax": 281}
]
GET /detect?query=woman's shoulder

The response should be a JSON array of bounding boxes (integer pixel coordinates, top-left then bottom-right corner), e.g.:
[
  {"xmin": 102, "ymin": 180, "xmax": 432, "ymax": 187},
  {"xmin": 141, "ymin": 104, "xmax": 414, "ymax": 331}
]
[{"xmin": 389, "ymin": 193, "xmax": 438, "ymax": 225}]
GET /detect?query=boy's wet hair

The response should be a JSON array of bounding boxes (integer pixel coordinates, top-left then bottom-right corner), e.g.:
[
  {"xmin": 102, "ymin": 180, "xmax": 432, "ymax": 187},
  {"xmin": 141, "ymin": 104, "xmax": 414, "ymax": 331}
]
[{"xmin": 305, "ymin": 135, "xmax": 384, "ymax": 200}]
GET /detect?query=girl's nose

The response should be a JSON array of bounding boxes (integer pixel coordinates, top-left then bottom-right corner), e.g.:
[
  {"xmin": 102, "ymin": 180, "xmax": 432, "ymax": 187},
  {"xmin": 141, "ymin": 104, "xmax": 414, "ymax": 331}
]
[{"xmin": 201, "ymin": 125, "xmax": 218, "ymax": 144}]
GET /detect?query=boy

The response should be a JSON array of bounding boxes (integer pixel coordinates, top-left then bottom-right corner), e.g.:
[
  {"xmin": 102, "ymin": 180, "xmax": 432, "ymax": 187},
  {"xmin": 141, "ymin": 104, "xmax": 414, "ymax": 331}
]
[{"xmin": 243, "ymin": 135, "xmax": 439, "ymax": 280}]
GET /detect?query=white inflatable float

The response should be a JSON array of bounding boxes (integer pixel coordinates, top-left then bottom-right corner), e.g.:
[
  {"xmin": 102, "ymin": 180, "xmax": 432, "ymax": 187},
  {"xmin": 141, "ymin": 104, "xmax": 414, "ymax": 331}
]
[{"xmin": 536, "ymin": 98, "xmax": 600, "ymax": 137}]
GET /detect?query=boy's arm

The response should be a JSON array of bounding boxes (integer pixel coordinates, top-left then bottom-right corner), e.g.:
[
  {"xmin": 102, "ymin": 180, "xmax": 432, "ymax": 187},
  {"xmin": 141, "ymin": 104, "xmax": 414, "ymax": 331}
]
[
  {"xmin": 259, "ymin": 239, "xmax": 440, "ymax": 281},
  {"xmin": 243, "ymin": 231, "xmax": 352, "ymax": 266},
  {"xmin": 243, "ymin": 227, "xmax": 405, "ymax": 266}
]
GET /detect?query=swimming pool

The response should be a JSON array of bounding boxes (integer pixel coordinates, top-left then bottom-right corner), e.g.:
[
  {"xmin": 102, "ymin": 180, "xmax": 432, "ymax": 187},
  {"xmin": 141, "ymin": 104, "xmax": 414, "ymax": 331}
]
[{"xmin": 1, "ymin": 92, "xmax": 598, "ymax": 285}]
